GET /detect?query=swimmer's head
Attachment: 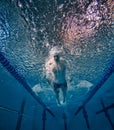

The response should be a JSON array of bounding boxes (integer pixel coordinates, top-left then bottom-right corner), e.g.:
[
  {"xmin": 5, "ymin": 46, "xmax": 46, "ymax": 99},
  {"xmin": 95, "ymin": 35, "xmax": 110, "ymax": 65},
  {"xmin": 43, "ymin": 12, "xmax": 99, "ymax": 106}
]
[
  {"xmin": 49, "ymin": 46, "xmax": 62, "ymax": 62},
  {"xmin": 49, "ymin": 46, "xmax": 62, "ymax": 56}
]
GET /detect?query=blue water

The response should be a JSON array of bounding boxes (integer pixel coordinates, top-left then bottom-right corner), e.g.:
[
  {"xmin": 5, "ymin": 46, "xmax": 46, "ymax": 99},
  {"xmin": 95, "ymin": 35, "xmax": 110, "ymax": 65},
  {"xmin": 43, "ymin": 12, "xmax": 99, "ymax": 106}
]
[{"xmin": 0, "ymin": 0, "xmax": 114, "ymax": 130}]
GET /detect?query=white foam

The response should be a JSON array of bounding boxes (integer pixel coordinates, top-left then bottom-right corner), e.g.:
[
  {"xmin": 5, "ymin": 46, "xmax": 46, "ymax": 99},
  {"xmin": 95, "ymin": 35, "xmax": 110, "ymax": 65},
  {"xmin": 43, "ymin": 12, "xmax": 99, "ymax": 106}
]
[
  {"xmin": 32, "ymin": 84, "xmax": 44, "ymax": 95},
  {"xmin": 76, "ymin": 80, "xmax": 93, "ymax": 90}
]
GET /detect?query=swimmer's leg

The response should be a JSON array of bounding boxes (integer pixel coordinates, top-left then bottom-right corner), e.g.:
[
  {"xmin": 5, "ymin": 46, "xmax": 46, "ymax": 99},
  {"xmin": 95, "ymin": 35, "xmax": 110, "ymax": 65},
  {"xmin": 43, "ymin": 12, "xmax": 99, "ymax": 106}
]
[
  {"xmin": 53, "ymin": 84, "xmax": 60, "ymax": 105},
  {"xmin": 55, "ymin": 89, "xmax": 61, "ymax": 105},
  {"xmin": 62, "ymin": 82, "xmax": 67, "ymax": 103}
]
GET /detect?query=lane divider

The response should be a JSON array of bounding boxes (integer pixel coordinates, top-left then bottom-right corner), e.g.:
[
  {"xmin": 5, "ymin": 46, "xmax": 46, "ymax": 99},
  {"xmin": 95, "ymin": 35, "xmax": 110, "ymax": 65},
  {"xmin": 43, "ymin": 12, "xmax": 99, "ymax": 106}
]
[{"xmin": 0, "ymin": 52, "xmax": 55, "ymax": 117}]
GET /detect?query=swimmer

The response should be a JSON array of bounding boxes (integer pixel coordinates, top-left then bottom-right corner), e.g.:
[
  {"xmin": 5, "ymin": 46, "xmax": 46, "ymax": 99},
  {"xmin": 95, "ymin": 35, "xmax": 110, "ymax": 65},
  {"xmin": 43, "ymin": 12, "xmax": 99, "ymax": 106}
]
[{"xmin": 44, "ymin": 47, "xmax": 68, "ymax": 105}]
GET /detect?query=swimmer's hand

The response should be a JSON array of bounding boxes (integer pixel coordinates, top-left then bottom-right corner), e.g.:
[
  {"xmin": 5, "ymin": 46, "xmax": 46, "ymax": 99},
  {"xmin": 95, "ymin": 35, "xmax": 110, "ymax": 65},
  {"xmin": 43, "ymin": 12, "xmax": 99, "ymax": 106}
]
[
  {"xmin": 46, "ymin": 78, "xmax": 51, "ymax": 85},
  {"xmin": 67, "ymin": 76, "xmax": 73, "ymax": 83},
  {"xmin": 43, "ymin": 75, "xmax": 51, "ymax": 85}
]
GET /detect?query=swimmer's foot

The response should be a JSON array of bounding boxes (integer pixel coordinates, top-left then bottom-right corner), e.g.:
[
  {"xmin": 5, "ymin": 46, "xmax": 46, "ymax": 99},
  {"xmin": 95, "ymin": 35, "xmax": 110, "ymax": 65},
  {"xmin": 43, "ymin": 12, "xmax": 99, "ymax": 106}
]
[
  {"xmin": 57, "ymin": 103, "xmax": 61, "ymax": 106},
  {"xmin": 56, "ymin": 99, "xmax": 61, "ymax": 106},
  {"xmin": 57, "ymin": 100, "xmax": 66, "ymax": 106},
  {"xmin": 61, "ymin": 100, "xmax": 66, "ymax": 105},
  {"xmin": 63, "ymin": 98, "xmax": 66, "ymax": 103}
]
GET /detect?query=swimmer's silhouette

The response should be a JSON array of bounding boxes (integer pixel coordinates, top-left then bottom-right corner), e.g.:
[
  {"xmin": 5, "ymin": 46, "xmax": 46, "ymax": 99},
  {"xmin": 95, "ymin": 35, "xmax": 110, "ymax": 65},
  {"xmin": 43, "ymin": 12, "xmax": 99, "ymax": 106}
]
[{"xmin": 44, "ymin": 47, "xmax": 67, "ymax": 105}]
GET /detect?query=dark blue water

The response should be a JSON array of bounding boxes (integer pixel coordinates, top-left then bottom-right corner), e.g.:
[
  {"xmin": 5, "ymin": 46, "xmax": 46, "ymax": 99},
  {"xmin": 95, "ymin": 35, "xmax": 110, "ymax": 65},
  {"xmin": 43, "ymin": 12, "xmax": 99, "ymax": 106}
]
[{"xmin": 0, "ymin": 0, "xmax": 114, "ymax": 130}]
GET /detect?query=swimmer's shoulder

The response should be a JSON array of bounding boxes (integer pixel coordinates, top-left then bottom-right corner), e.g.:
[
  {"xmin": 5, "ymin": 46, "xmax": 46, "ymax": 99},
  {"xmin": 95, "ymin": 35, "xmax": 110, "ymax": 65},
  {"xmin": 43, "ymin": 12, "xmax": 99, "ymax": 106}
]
[{"xmin": 45, "ymin": 57, "xmax": 54, "ymax": 67}]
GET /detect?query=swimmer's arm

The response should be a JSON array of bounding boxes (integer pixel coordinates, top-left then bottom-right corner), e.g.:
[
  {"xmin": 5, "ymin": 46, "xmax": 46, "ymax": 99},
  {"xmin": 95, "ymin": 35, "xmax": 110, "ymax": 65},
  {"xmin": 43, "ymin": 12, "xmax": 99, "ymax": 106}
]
[
  {"xmin": 42, "ymin": 68, "xmax": 51, "ymax": 85},
  {"xmin": 43, "ymin": 59, "xmax": 53, "ymax": 84},
  {"xmin": 43, "ymin": 59, "xmax": 51, "ymax": 77},
  {"xmin": 42, "ymin": 66, "xmax": 46, "ymax": 79},
  {"xmin": 42, "ymin": 61, "xmax": 49, "ymax": 79}
]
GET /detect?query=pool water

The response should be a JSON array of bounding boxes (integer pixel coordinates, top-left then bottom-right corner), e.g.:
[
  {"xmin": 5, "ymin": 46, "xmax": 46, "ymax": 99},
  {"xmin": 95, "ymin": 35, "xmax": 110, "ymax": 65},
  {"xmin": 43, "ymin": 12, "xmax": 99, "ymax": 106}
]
[{"xmin": 0, "ymin": 0, "xmax": 114, "ymax": 130}]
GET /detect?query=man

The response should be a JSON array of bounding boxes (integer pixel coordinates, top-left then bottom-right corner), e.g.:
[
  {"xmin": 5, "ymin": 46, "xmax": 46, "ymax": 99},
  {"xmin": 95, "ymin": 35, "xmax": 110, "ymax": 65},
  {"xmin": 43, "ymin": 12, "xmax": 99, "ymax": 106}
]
[{"xmin": 44, "ymin": 47, "xmax": 67, "ymax": 105}]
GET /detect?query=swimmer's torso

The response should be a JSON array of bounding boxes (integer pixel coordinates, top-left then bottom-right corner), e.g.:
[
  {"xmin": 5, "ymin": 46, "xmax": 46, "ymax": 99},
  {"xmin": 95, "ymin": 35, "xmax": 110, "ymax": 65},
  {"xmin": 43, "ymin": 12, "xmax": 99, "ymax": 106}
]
[{"xmin": 45, "ymin": 58, "xmax": 66, "ymax": 84}]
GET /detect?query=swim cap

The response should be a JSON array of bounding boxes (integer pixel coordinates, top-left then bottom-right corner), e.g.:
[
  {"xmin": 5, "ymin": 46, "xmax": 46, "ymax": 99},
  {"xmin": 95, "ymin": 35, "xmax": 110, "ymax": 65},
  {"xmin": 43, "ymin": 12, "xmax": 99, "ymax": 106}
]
[{"xmin": 49, "ymin": 46, "xmax": 62, "ymax": 56}]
